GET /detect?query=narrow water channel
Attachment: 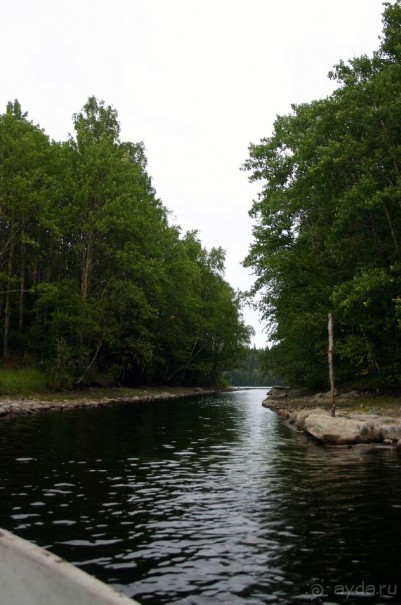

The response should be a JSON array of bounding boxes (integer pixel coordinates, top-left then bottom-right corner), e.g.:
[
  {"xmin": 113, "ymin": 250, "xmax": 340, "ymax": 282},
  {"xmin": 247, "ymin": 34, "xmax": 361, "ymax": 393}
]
[{"xmin": 0, "ymin": 389, "xmax": 400, "ymax": 604}]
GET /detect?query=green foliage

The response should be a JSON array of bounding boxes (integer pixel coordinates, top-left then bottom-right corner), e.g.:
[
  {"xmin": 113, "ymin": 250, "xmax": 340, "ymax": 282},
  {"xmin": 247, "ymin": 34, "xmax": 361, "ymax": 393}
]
[
  {"xmin": 0, "ymin": 368, "xmax": 48, "ymax": 396},
  {"xmin": 244, "ymin": 1, "xmax": 401, "ymax": 389},
  {"xmin": 223, "ymin": 347, "xmax": 281, "ymax": 386},
  {"xmin": 0, "ymin": 97, "xmax": 250, "ymax": 387}
]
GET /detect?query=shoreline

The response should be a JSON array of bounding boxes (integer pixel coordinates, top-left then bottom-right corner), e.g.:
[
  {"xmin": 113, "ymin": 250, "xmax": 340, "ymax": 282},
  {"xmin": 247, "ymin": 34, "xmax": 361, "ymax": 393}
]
[
  {"xmin": 0, "ymin": 386, "xmax": 221, "ymax": 420},
  {"xmin": 263, "ymin": 388, "xmax": 401, "ymax": 449}
]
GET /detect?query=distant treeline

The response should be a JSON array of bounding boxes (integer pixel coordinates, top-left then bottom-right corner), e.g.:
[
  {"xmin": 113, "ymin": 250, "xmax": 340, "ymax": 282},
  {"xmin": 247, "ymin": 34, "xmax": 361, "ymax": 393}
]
[
  {"xmin": 244, "ymin": 2, "xmax": 401, "ymax": 390},
  {"xmin": 0, "ymin": 97, "xmax": 251, "ymax": 388},
  {"xmin": 223, "ymin": 348, "xmax": 282, "ymax": 387}
]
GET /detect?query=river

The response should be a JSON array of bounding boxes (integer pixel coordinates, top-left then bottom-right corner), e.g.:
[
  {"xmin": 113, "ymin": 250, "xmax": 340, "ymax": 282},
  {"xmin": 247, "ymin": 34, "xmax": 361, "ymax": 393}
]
[{"xmin": 0, "ymin": 389, "xmax": 400, "ymax": 604}]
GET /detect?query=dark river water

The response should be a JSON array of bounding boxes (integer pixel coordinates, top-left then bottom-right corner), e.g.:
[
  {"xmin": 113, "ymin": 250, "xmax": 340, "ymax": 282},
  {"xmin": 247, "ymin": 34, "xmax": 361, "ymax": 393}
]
[{"xmin": 0, "ymin": 389, "xmax": 401, "ymax": 604}]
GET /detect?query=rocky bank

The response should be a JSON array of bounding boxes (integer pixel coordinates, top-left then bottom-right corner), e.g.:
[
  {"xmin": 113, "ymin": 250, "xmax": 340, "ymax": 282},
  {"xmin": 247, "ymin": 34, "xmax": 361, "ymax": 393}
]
[
  {"xmin": 263, "ymin": 387, "xmax": 401, "ymax": 449},
  {"xmin": 0, "ymin": 387, "xmax": 218, "ymax": 419}
]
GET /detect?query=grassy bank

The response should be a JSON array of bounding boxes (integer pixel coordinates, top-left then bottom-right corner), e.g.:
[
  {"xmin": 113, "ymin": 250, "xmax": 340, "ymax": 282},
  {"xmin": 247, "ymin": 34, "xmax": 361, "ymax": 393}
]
[
  {"xmin": 0, "ymin": 367, "xmax": 223, "ymax": 404},
  {"xmin": 0, "ymin": 368, "xmax": 220, "ymax": 401},
  {"xmin": 0, "ymin": 368, "xmax": 49, "ymax": 397}
]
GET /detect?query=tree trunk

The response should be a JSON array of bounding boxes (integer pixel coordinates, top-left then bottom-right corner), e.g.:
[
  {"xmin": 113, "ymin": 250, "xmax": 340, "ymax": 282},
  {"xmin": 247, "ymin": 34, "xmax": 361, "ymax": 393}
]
[
  {"xmin": 3, "ymin": 244, "xmax": 14, "ymax": 359},
  {"xmin": 44, "ymin": 238, "xmax": 53, "ymax": 284},
  {"xmin": 166, "ymin": 340, "xmax": 204, "ymax": 383},
  {"xmin": 328, "ymin": 313, "xmax": 336, "ymax": 417},
  {"xmin": 18, "ymin": 226, "xmax": 25, "ymax": 331},
  {"xmin": 74, "ymin": 338, "xmax": 103, "ymax": 388},
  {"xmin": 382, "ymin": 199, "xmax": 399, "ymax": 254},
  {"xmin": 81, "ymin": 235, "xmax": 93, "ymax": 301}
]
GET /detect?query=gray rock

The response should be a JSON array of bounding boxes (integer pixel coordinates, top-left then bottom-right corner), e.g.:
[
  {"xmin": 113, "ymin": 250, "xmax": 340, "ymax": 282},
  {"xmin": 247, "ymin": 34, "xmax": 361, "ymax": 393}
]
[
  {"xmin": 291, "ymin": 408, "xmax": 328, "ymax": 429},
  {"xmin": 304, "ymin": 414, "xmax": 378, "ymax": 445},
  {"xmin": 268, "ymin": 387, "xmax": 289, "ymax": 399},
  {"xmin": 311, "ymin": 392, "xmax": 328, "ymax": 402},
  {"xmin": 342, "ymin": 390, "xmax": 363, "ymax": 399},
  {"xmin": 348, "ymin": 413, "xmax": 380, "ymax": 421},
  {"xmin": 376, "ymin": 419, "xmax": 401, "ymax": 441},
  {"xmin": 312, "ymin": 390, "xmax": 338, "ymax": 403}
]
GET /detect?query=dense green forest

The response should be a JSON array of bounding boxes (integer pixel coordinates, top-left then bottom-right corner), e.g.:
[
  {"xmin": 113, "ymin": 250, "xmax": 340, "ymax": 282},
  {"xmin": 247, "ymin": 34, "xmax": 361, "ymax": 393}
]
[
  {"xmin": 223, "ymin": 347, "xmax": 282, "ymax": 386},
  {"xmin": 0, "ymin": 97, "xmax": 250, "ymax": 388},
  {"xmin": 244, "ymin": 1, "xmax": 401, "ymax": 390}
]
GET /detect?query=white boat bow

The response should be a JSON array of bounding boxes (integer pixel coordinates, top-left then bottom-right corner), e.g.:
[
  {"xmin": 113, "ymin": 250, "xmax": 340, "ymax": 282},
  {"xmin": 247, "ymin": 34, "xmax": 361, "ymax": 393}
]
[{"xmin": 0, "ymin": 528, "xmax": 139, "ymax": 604}]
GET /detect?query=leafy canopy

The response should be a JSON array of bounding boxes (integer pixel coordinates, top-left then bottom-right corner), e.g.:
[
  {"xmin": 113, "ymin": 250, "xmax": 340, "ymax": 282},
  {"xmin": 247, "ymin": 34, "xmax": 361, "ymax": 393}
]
[{"xmin": 243, "ymin": 1, "xmax": 401, "ymax": 389}]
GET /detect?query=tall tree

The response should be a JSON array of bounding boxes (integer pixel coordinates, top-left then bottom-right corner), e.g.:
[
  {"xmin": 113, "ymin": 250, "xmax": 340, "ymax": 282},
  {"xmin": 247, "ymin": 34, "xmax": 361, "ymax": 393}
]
[
  {"xmin": 0, "ymin": 95, "xmax": 251, "ymax": 389},
  {"xmin": 0, "ymin": 100, "xmax": 52, "ymax": 358},
  {"xmin": 244, "ymin": 1, "xmax": 401, "ymax": 389}
]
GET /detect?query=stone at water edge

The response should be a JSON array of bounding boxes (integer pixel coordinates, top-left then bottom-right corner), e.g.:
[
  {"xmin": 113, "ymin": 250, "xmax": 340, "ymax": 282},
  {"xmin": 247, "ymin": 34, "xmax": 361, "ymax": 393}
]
[
  {"xmin": 304, "ymin": 414, "xmax": 380, "ymax": 445},
  {"xmin": 289, "ymin": 408, "xmax": 329, "ymax": 430},
  {"xmin": 267, "ymin": 386, "xmax": 289, "ymax": 399},
  {"xmin": 377, "ymin": 420, "xmax": 401, "ymax": 442}
]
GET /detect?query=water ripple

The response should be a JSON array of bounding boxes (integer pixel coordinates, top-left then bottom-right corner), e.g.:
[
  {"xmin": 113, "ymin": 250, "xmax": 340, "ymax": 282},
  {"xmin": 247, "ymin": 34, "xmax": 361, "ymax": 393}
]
[{"xmin": 0, "ymin": 390, "xmax": 400, "ymax": 604}]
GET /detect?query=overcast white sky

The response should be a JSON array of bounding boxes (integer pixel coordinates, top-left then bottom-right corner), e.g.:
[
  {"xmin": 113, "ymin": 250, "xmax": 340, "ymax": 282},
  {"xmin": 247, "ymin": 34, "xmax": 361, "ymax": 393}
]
[{"xmin": 1, "ymin": 0, "xmax": 385, "ymax": 347}]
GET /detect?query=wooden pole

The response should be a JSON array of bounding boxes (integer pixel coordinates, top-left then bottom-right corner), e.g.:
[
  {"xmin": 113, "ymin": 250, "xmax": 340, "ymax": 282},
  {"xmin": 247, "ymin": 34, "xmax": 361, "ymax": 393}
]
[{"xmin": 328, "ymin": 312, "xmax": 336, "ymax": 417}]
